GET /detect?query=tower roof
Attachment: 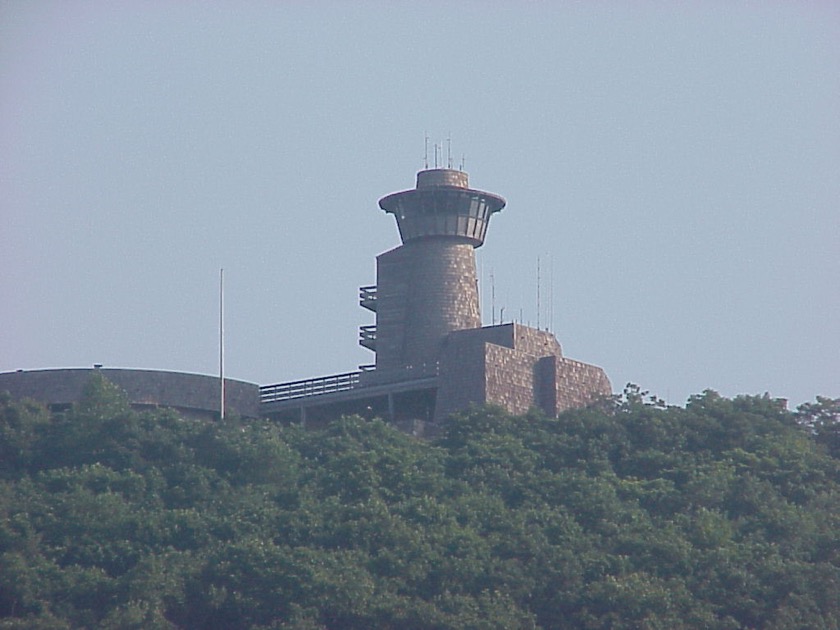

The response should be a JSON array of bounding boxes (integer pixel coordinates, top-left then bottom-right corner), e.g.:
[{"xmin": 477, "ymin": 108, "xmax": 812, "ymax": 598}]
[{"xmin": 378, "ymin": 169, "xmax": 506, "ymax": 247}]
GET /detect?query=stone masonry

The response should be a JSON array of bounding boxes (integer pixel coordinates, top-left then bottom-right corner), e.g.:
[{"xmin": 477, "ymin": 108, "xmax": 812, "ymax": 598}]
[
  {"xmin": 358, "ymin": 168, "xmax": 611, "ymax": 423},
  {"xmin": 435, "ymin": 323, "xmax": 611, "ymax": 421},
  {"xmin": 373, "ymin": 239, "xmax": 480, "ymax": 376},
  {"xmin": 263, "ymin": 165, "xmax": 612, "ymax": 428}
]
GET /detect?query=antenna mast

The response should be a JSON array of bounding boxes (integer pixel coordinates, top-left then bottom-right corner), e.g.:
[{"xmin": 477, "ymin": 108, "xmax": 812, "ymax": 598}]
[
  {"xmin": 549, "ymin": 253, "xmax": 554, "ymax": 333},
  {"xmin": 491, "ymin": 270, "xmax": 496, "ymax": 325}
]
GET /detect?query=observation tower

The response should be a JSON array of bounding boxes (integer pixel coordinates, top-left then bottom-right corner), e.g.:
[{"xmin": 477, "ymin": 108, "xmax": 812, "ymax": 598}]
[
  {"xmin": 262, "ymin": 162, "xmax": 611, "ymax": 430},
  {"xmin": 362, "ymin": 169, "xmax": 506, "ymax": 378}
]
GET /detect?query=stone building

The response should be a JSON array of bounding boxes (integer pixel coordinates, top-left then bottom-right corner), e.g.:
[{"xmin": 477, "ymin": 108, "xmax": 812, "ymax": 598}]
[
  {"xmin": 261, "ymin": 167, "xmax": 611, "ymax": 429},
  {"xmin": 1, "ymin": 166, "xmax": 610, "ymax": 430}
]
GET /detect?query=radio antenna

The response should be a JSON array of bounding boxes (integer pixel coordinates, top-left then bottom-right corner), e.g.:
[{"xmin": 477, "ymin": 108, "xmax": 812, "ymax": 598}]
[
  {"xmin": 491, "ymin": 269, "xmax": 496, "ymax": 325},
  {"xmin": 549, "ymin": 253, "xmax": 554, "ymax": 332}
]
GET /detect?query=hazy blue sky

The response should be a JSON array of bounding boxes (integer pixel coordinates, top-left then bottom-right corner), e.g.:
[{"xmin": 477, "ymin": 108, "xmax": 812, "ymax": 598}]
[{"xmin": 2, "ymin": 2, "xmax": 838, "ymax": 407}]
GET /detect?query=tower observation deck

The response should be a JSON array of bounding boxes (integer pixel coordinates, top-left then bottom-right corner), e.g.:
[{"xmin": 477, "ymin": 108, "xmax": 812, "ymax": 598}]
[
  {"xmin": 379, "ymin": 168, "xmax": 506, "ymax": 247},
  {"xmin": 370, "ymin": 169, "xmax": 505, "ymax": 377}
]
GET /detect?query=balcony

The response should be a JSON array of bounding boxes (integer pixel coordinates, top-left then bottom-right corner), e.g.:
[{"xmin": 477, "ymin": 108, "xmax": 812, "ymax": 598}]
[
  {"xmin": 359, "ymin": 325, "xmax": 376, "ymax": 351},
  {"xmin": 359, "ymin": 285, "xmax": 377, "ymax": 312}
]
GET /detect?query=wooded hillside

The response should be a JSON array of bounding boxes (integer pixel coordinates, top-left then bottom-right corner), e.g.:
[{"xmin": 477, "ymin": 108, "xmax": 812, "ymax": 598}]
[{"xmin": 1, "ymin": 375, "xmax": 838, "ymax": 629}]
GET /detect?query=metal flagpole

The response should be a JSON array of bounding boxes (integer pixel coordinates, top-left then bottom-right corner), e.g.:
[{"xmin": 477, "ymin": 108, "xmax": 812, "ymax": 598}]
[{"xmin": 220, "ymin": 268, "xmax": 225, "ymax": 420}]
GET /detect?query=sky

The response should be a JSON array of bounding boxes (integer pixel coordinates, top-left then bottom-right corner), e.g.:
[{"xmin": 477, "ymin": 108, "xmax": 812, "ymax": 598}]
[{"xmin": 1, "ymin": 1, "xmax": 838, "ymax": 408}]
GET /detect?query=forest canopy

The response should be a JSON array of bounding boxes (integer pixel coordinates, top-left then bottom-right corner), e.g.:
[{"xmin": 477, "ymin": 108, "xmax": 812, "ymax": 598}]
[{"xmin": 1, "ymin": 376, "xmax": 838, "ymax": 629}]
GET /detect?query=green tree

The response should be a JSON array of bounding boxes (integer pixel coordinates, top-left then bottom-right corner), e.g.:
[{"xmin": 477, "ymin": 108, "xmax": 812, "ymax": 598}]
[
  {"xmin": 1, "ymin": 389, "xmax": 839, "ymax": 628},
  {"xmin": 797, "ymin": 396, "xmax": 840, "ymax": 458}
]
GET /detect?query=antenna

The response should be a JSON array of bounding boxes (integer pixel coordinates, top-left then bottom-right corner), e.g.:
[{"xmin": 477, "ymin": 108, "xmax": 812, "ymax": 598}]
[
  {"xmin": 447, "ymin": 134, "xmax": 452, "ymax": 169},
  {"xmin": 479, "ymin": 256, "xmax": 485, "ymax": 325},
  {"xmin": 460, "ymin": 154, "xmax": 465, "ymax": 171},
  {"xmin": 219, "ymin": 268, "xmax": 225, "ymax": 420},
  {"xmin": 491, "ymin": 269, "xmax": 496, "ymax": 325},
  {"xmin": 424, "ymin": 134, "xmax": 429, "ymax": 169},
  {"xmin": 549, "ymin": 253, "xmax": 554, "ymax": 333}
]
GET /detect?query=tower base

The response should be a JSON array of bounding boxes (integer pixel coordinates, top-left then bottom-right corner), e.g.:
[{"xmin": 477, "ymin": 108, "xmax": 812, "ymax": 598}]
[{"xmin": 261, "ymin": 323, "xmax": 611, "ymax": 432}]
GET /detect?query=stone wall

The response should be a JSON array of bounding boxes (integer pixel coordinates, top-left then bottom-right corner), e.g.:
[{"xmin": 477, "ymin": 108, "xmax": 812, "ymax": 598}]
[
  {"xmin": 554, "ymin": 357, "xmax": 613, "ymax": 412},
  {"xmin": 484, "ymin": 343, "xmax": 540, "ymax": 416},
  {"xmin": 434, "ymin": 323, "xmax": 611, "ymax": 421},
  {"xmin": 435, "ymin": 332, "xmax": 488, "ymax": 420},
  {"xmin": 372, "ymin": 245, "xmax": 409, "ymax": 372},
  {"xmin": 375, "ymin": 239, "xmax": 480, "ymax": 374}
]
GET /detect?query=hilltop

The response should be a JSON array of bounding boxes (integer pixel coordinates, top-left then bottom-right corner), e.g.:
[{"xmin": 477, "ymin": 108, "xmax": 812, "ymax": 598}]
[{"xmin": 1, "ymin": 375, "xmax": 838, "ymax": 629}]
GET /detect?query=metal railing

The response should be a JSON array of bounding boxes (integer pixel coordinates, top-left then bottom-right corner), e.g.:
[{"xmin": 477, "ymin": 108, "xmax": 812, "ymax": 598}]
[
  {"xmin": 260, "ymin": 371, "xmax": 361, "ymax": 404},
  {"xmin": 359, "ymin": 285, "xmax": 377, "ymax": 311},
  {"xmin": 359, "ymin": 325, "xmax": 376, "ymax": 351}
]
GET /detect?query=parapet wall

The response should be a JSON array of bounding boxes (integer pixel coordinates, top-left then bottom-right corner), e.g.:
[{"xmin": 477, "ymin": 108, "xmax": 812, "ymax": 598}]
[
  {"xmin": 0, "ymin": 368, "xmax": 260, "ymax": 419},
  {"xmin": 554, "ymin": 357, "xmax": 613, "ymax": 412},
  {"xmin": 435, "ymin": 323, "xmax": 611, "ymax": 420}
]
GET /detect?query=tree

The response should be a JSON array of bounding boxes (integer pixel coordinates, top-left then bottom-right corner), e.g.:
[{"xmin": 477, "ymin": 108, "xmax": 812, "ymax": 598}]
[
  {"xmin": 1, "ymin": 390, "xmax": 838, "ymax": 628},
  {"xmin": 797, "ymin": 396, "xmax": 840, "ymax": 458}
]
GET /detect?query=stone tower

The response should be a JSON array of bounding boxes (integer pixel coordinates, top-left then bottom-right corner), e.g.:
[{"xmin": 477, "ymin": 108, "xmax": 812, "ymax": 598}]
[
  {"xmin": 262, "ymin": 164, "xmax": 610, "ymax": 426},
  {"xmin": 361, "ymin": 169, "xmax": 506, "ymax": 380}
]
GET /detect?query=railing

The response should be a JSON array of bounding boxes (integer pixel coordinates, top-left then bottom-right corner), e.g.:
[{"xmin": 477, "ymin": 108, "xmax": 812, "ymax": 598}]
[
  {"xmin": 260, "ymin": 371, "xmax": 361, "ymax": 404},
  {"xmin": 359, "ymin": 285, "xmax": 377, "ymax": 311},
  {"xmin": 359, "ymin": 325, "xmax": 376, "ymax": 351}
]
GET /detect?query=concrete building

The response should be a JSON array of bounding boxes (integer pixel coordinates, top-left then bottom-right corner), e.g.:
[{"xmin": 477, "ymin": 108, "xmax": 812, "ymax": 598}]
[
  {"xmin": 261, "ymin": 167, "xmax": 611, "ymax": 431},
  {"xmin": 0, "ymin": 368, "xmax": 260, "ymax": 420}
]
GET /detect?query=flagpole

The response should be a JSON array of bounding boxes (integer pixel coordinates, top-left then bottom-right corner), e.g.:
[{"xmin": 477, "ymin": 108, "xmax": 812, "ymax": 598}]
[{"xmin": 220, "ymin": 268, "xmax": 225, "ymax": 420}]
